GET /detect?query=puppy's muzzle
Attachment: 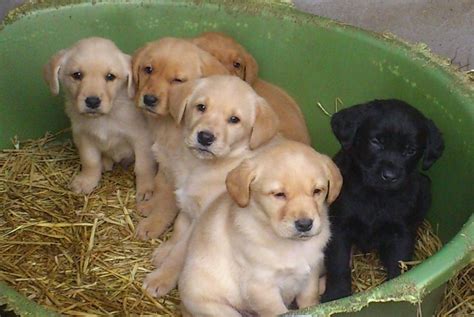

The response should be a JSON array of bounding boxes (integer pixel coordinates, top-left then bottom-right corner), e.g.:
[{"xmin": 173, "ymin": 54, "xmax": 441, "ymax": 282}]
[
  {"xmin": 143, "ymin": 94, "xmax": 159, "ymax": 108},
  {"xmin": 85, "ymin": 96, "xmax": 101, "ymax": 110},
  {"xmin": 294, "ymin": 218, "xmax": 313, "ymax": 233},
  {"xmin": 197, "ymin": 130, "xmax": 216, "ymax": 147}
]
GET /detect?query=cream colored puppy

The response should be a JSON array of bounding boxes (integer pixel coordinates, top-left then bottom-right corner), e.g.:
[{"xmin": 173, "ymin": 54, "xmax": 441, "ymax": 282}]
[
  {"xmin": 142, "ymin": 75, "xmax": 279, "ymax": 298},
  {"xmin": 179, "ymin": 140, "xmax": 342, "ymax": 317},
  {"xmin": 43, "ymin": 37, "xmax": 155, "ymax": 201}
]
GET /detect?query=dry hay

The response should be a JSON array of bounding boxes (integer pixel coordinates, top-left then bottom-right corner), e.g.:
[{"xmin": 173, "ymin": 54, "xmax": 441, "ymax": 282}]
[
  {"xmin": 0, "ymin": 132, "xmax": 468, "ymax": 316},
  {"xmin": 0, "ymin": 132, "xmax": 178, "ymax": 316}
]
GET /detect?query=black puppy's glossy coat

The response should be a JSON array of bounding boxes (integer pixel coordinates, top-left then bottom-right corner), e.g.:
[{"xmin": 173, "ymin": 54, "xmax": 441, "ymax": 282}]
[{"xmin": 322, "ymin": 99, "xmax": 444, "ymax": 302}]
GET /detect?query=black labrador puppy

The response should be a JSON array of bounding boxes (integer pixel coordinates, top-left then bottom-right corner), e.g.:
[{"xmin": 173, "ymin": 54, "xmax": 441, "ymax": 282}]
[{"xmin": 322, "ymin": 99, "xmax": 444, "ymax": 302}]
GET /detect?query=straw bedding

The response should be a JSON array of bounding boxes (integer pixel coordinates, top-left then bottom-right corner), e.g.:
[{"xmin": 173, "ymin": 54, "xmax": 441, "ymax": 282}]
[{"xmin": 0, "ymin": 132, "xmax": 469, "ymax": 316}]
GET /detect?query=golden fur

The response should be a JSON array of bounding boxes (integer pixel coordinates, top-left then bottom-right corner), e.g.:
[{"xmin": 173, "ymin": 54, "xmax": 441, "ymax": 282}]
[
  {"xmin": 43, "ymin": 37, "xmax": 155, "ymax": 201},
  {"xmin": 192, "ymin": 31, "xmax": 311, "ymax": 145},
  {"xmin": 179, "ymin": 140, "xmax": 342, "ymax": 317}
]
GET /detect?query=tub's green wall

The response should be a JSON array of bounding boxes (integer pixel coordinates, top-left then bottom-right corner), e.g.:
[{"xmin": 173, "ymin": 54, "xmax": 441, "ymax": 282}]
[{"xmin": 0, "ymin": 1, "xmax": 473, "ymax": 316}]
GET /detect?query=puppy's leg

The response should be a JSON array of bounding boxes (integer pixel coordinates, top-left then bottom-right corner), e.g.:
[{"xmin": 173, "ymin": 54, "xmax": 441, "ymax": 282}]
[
  {"xmin": 321, "ymin": 229, "xmax": 352, "ymax": 302},
  {"xmin": 71, "ymin": 136, "xmax": 102, "ymax": 194},
  {"xmin": 379, "ymin": 230, "xmax": 415, "ymax": 279},
  {"xmin": 135, "ymin": 173, "xmax": 179, "ymax": 239},
  {"xmin": 296, "ymin": 268, "xmax": 320, "ymax": 309},
  {"xmin": 143, "ymin": 215, "xmax": 192, "ymax": 298},
  {"xmin": 133, "ymin": 140, "xmax": 157, "ymax": 202},
  {"xmin": 102, "ymin": 155, "xmax": 114, "ymax": 172},
  {"xmin": 247, "ymin": 281, "xmax": 288, "ymax": 317},
  {"xmin": 152, "ymin": 212, "xmax": 191, "ymax": 267}
]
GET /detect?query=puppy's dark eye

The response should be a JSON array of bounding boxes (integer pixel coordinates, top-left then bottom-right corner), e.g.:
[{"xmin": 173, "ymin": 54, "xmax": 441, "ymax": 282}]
[
  {"xmin": 171, "ymin": 78, "xmax": 186, "ymax": 84},
  {"xmin": 313, "ymin": 188, "xmax": 322, "ymax": 196},
  {"xmin": 370, "ymin": 138, "xmax": 383, "ymax": 149},
  {"xmin": 273, "ymin": 192, "xmax": 286, "ymax": 199},
  {"xmin": 71, "ymin": 72, "xmax": 83, "ymax": 80},
  {"xmin": 228, "ymin": 116, "xmax": 240, "ymax": 124},
  {"xmin": 196, "ymin": 104, "xmax": 206, "ymax": 112},
  {"xmin": 144, "ymin": 66, "xmax": 153, "ymax": 74},
  {"xmin": 105, "ymin": 73, "xmax": 116, "ymax": 81},
  {"xmin": 233, "ymin": 61, "xmax": 241, "ymax": 69}
]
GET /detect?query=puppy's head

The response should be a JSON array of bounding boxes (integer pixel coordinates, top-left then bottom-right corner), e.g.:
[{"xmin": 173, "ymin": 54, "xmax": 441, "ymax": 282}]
[
  {"xmin": 331, "ymin": 99, "xmax": 444, "ymax": 190},
  {"xmin": 43, "ymin": 37, "xmax": 134, "ymax": 116},
  {"xmin": 226, "ymin": 141, "xmax": 342, "ymax": 240},
  {"xmin": 131, "ymin": 38, "xmax": 229, "ymax": 117},
  {"xmin": 192, "ymin": 32, "xmax": 259, "ymax": 85},
  {"xmin": 168, "ymin": 75, "xmax": 279, "ymax": 160}
]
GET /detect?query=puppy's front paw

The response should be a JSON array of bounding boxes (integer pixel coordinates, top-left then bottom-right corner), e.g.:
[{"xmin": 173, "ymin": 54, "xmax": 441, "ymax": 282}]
[
  {"xmin": 70, "ymin": 174, "xmax": 99, "ymax": 194},
  {"xmin": 135, "ymin": 216, "xmax": 166, "ymax": 240},
  {"xmin": 143, "ymin": 268, "xmax": 177, "ymax": 298},
  {"xmin": 151, "ymin": 241, "xmax": 175, "ymax": 267},
  {"xmin": 136, "ymin": 199, "xmax": 154, "ymax": 216},
  {"xmin": 136, "ymin": 188, "xmax": 154, "ymax": 203},
  {"xmin": 136, "ymin": 180, "xmax": 155, "ymax": 203}
]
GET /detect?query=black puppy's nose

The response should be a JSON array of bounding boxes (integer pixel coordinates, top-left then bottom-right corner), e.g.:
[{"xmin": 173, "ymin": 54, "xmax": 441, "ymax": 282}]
[
  {"xmin": 143, "ymin": 94, "xmax": 158, "ymax": 107},
  {"xmin": 381, "ymin": 169, "xmax": 399, "ymax": 182},
  {"xmin": 197, "ymin": 130, "xmax": 216, "ymax": 147},
  {"xmin": 295, "ymin": 218, "xmax": 313, "ymax": 232},
  {"xmin": 85, "ymin": 96, "xmax": 101, "ymax": 109}
]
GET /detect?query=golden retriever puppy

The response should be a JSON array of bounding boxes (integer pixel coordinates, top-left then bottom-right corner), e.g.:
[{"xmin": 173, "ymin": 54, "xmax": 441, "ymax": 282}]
[
  {"xmin": 179, "ymin": 140, "xmax": 342, "ymax": 317},
  {"xmin": 43, "ymin": 37, "xmax": 155, "ymax": 201},
  {"xmin": 142, "ymin": 75, "xmax": 279, "ymax": 298},
  {"xmin": 131, "ymin": 38, "xmax": 230, "ymax": 238},
  {"xmin": 192, "ymin": 31, "xmax": 311, "ymax": 145}
]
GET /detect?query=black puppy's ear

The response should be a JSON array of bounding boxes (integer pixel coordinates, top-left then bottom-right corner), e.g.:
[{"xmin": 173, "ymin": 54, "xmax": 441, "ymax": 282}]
[
  {"xmin": 331, "ymin": 103, "xmax": 369, "ymax": 150},
  {"xmin": 422, "ymin": 119, "xmax": 444, "ymax": 170}
]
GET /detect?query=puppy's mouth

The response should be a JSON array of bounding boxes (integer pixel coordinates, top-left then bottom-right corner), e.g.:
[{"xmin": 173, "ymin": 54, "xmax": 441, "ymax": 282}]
[
  {"xmin": 293, "ymin": 233, "xmax": 315, "ymax": 241},
  {"xmin": 82, "ymin": 110, "xmax": 104, "ymax": 116},
  {"xmin": 189, "ymin": 146, "xmax": 216, "ymax": 159}
]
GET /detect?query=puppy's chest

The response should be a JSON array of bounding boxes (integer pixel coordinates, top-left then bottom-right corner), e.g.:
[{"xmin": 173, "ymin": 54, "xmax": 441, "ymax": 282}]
[{"xmin": 175, "ymin": 166, "xmax": 228, "ymax": 218}]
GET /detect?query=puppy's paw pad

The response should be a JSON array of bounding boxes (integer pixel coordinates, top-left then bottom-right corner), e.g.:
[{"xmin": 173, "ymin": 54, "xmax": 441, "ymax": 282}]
[
  {"xmin": 143, "ymin": 271, "xmax": 177, "ymax": 298},
  {"xmin": 70, "ymin": 175, "xmax": 99, "ymax": 194}
]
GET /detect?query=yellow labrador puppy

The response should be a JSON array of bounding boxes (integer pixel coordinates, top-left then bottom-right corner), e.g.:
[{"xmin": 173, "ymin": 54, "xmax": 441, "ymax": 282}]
[
  {"xmin": 179, "ymin": 140, "xmax": 342, "ymax": 317},
  {"xmin": 142, "ymin": 75, "xmax": 279, "ymax": 298},
  {"xmin": 43, "ymin": 37, "xmax": 155, "ymax": 201}
]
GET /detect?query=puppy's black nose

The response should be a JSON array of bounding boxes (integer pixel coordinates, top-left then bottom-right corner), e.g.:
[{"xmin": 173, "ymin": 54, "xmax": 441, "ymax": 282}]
[
  {"xmin": 197, "ymin": 130, "xmax": 216, "ymax": 147},
  {"xmin": 381, "ymin": 169, "xmax": 399, "ymax": 182},
  {"xmin": 85, "ymin": 96, "xmax": 101, "ymax": 109},
  {"xmin": 295, "ymin": 218, "xmax": 313, "ymax": 232},
  {"xmin": 143, "ymin": 94, "xmax": 158, "ymax": 107}
]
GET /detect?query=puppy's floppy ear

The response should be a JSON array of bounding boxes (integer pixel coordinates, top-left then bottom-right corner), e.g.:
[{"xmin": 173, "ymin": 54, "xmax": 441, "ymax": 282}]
[
  {"xmin": 168, "ymin": 81, "xmax": 195, "ymax": 124},
  {"xmin": 131, "ymin": 45, "xmax": 147, "ymax": 88},
  {"xmin": 422, "ymin": 119, "xmax": 444, "ymax": 170},
  {"xmin": 320, "ymin": 154, "xmax": 343, "ymax": 204},
  {"xmin": 331, "ymin": 103, "xmax": 372, "ymax": 150},
  {"xmin": 199, "ymin": 51, "xmax": 229, "ymax": 76},
  {"xmin": 43, "ymin": 49, "xmax": 67, "ymax": 95},
  {"xmin": 121, "ymin": 53, "xmax": 135, "ymax": 98},
  {"xmin": 250, "ymin": 97, "xmax": 279, "ymax": 150},
  {"xmin": 226, "ymin": 159, "xmax": 256, "ymax": 208},
  {"xmin": 243, "ymin": 51, "xmax": 259, "ymax": 85}
]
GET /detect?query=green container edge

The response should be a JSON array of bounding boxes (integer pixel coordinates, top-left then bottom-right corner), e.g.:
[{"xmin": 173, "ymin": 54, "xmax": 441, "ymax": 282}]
[{"xmin": 0, "ymin": 1, "xmax": 472, "ymax": 316}]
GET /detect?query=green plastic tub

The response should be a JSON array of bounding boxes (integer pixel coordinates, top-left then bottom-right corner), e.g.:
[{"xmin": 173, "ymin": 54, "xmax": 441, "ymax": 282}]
[{"xmin": 0, "ymin": 1, "xmax": 472, "ymax": 316}]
